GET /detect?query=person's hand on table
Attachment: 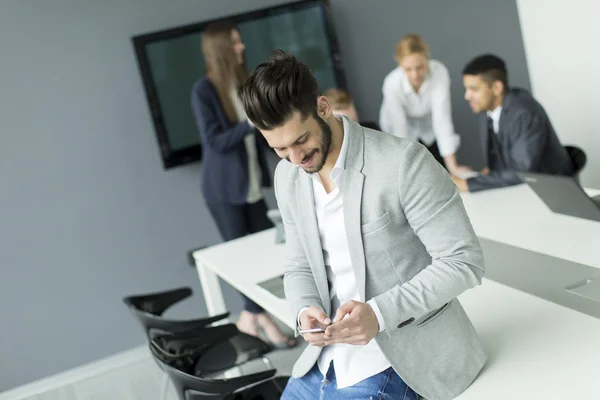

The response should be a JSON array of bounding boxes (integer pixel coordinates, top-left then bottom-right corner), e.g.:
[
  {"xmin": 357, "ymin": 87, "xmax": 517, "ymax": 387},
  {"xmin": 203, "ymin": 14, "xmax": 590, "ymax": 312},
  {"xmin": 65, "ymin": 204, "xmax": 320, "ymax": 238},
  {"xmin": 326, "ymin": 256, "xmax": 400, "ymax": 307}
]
[{"xmin": 451, "ymin": 176, "xmax": 469, "ymax": 192}]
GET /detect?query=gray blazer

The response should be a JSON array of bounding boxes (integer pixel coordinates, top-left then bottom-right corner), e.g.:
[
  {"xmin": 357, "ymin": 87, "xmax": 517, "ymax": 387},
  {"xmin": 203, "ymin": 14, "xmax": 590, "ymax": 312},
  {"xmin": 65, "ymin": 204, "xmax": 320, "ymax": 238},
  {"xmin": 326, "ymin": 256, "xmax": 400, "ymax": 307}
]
[{"xmin": 274, "ymin": 118, "xmax": 487, "ymax": 400}]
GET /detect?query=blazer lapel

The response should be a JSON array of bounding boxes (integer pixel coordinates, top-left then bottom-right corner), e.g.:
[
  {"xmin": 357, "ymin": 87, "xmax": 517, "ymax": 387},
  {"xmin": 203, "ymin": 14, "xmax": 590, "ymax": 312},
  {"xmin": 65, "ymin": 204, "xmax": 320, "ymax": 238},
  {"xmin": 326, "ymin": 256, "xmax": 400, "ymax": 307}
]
[
  {"xmin": 479, "ymin": 115, "xmax": 489, "ymax": 167},
  {"xmin": 343, "ymin": 118, "xmax": 367, "ymax": 302},
  {"xmin": 294, "ymin": 173, "xmax": 331, "ymax": 316},
  {"xmin": 495, "ymin": 89, "xmax": 515, "ymax": 164},
  {"xmin": 498, "ymin": 107, "xmax": 509, "ymax": 146},
  {"xmin": 344, "ymin": 168, "xmax": 366, "ymax": 301}
]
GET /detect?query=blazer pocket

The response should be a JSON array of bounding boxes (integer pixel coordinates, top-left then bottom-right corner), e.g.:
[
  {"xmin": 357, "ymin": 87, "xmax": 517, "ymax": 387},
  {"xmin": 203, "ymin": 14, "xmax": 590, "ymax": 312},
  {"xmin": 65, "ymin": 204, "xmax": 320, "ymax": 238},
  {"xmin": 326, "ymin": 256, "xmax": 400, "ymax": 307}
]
[
  {"xmin": 417, "ymin": 301, "xmax": 451, "ymax": 327},
  {"xmin": 361, "ymin": 211, "xmax": 391, "ymax": 235}
]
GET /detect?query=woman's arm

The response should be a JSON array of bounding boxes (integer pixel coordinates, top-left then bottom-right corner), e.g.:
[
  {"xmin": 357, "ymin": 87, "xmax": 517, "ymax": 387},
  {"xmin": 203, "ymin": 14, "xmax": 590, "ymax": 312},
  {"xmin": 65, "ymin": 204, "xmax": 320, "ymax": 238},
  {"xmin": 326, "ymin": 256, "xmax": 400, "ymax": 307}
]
[{"xmin": 191, "ymin": 83, "xmax": 251, "ymax": 153}]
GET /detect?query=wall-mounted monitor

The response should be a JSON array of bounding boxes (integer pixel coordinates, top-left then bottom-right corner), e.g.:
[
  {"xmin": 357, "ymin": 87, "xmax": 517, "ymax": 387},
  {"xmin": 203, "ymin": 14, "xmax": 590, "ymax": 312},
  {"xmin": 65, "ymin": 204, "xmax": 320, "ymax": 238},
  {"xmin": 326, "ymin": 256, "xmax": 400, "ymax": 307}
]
[{"xmin": 132, "ymin": 0, "xmax": 345, "ymax": 169}]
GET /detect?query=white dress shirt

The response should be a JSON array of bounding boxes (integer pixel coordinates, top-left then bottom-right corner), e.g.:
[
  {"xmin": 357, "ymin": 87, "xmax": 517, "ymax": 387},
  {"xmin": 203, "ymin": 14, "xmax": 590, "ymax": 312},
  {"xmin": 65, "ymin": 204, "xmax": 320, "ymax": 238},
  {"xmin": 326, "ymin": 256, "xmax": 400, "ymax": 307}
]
[
  {"xmin": 230, "ymin": 87, "xmax": 262, "ymax": 204},
  {"xmin": 379, "ymin": 59, "xmax": 461, "ymax": 157},
  {"xmin": 487, "ymin": 105, "xmax": 502, "ymax": 134},
  {"xmin": 300, "ymin": 117, "xmax": 390, "ymax": 388}
]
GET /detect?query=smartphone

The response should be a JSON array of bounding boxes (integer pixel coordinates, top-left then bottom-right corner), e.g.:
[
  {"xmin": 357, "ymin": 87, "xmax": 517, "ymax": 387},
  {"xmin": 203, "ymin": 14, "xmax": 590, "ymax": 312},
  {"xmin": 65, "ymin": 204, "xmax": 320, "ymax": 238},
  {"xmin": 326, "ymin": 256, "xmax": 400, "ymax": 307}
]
[{"xmin": 298, "ymin": 327, "xmax": 325, "ymax": 334}]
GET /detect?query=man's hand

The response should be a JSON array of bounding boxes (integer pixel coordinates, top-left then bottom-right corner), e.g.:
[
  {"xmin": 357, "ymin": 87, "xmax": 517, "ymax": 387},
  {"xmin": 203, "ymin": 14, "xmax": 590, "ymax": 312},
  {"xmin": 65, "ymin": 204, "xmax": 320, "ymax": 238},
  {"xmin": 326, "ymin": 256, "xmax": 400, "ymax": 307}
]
[
  {"xmin": 481, "ymin": 167, "xmax": 490, "ymax": 175},
  {"xmin": 323, "ymin": 301, "xmax": 379, "ymax": 346},
  {"xmin": 299, "ymin": 306, "xmax": 332, "ymax": 347},
  {"xmin": 451, "ymin": 176, "xmax": 469, "ymax": 192}
]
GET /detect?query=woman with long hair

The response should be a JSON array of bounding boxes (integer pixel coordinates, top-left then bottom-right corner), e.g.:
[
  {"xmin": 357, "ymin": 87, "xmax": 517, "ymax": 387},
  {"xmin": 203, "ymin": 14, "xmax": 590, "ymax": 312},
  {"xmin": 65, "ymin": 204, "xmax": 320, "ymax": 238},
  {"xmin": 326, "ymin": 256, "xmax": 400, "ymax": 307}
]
[
  {"xmin": 379, "ymin": 33, "xmax": 472, "ymax": 177},
  {"xmin": 191, "ymin": 22, "xmax": 295, "ymax": 348}
]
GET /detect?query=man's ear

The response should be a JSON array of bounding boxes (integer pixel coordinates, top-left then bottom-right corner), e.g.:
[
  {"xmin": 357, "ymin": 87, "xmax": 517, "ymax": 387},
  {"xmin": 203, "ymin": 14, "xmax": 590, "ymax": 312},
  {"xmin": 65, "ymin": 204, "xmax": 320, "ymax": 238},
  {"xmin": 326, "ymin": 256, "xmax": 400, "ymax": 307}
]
[
  {"xmin": 491, "ymin": 80, "xmax": 504, "ymax": 96},
  {"xmin": 316, "ymin": 96, "xmax": 332, "ymax": 118}
]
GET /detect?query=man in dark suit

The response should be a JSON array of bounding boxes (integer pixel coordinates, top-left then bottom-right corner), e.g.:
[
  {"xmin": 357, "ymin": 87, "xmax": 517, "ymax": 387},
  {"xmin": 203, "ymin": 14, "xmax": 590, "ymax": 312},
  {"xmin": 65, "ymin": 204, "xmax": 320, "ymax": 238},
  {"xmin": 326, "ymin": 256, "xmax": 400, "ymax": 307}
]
[{"xmin": 452, "ymin": 54, "xmax": 574, "ymax": 192}]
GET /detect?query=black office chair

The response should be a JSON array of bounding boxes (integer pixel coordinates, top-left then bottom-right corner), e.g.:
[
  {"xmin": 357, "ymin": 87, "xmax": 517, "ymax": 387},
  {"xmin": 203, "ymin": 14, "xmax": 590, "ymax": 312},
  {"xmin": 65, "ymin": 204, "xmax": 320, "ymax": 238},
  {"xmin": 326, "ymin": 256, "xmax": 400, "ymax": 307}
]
[
  {"xmin": 123, "ymin": 287, "xmax": 273, "ymax": 399},
  {"xmin": 565, "ymin": 145, "xmax": 587, "ymax": 182},
  {"xmin": 150, "ymin": 326, "xmax": 288, "ymax": 400},
  {"xmin": 123, "ymin": 287, "xmax": 230, "ymax": 338}
]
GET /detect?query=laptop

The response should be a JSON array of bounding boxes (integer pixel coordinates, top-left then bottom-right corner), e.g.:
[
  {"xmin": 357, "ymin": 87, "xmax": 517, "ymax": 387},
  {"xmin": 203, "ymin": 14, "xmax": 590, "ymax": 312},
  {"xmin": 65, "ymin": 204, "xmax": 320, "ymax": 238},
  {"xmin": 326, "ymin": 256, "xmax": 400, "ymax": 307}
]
[
  {"xmin": 257, "ymin": 274, "xmax": 285, "ymax": 299},
  {"xmin": 518, "ymin": 172, "xmax": 600, "ymax": 222}
]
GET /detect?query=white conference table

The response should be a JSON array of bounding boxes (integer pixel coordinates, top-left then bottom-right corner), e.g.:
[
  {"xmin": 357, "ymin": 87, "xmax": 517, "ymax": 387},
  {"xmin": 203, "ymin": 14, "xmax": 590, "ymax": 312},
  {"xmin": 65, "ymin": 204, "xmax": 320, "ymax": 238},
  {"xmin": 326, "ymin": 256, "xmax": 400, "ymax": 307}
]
[
  {"xmin": 193, "ymin": 184, "xmax": 600, "ymax": 399},
  {"xmin": 460, "ymin": 184, "xmax": 600, "ymax": 270}
]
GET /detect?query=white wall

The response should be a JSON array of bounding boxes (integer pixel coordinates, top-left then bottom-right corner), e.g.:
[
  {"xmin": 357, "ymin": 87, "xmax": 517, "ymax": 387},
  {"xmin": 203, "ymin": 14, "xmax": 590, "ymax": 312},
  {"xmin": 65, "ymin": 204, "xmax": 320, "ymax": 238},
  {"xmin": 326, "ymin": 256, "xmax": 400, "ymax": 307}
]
[{"xmin": 517, "ymin": 0, "xmax": 600, "ymax": 187}]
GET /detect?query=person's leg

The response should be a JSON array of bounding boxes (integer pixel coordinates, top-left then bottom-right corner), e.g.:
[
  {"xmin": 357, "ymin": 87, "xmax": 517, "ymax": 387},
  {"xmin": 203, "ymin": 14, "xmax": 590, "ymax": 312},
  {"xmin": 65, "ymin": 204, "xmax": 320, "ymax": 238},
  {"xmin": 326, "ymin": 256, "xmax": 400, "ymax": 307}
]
[
  {"xmin": 205, "ymin": 201, "xmax": 264, "ymax": 320},
  {"xmin": 205, "ymin": 201, "xmax": 247, "ymax": 241},
  {"xmin": 281, "ymin": 363, "xmax": 325, "ymax": 400},
  {"xmin": 377, "ymin": 367, "xmax": 420, "ymax": 400},
  {"xmin": 245, "ymin": 199, "xmax": 274, "ymax": 234},
  {"xmin": 321, "ymin": 365, "xmax": 419, "ymax": 400},
  {"xmin": 243, "ymin": 199, "xmax": 296, "ymax": 347},
  {"xmin": 228, "ymin": 199, "xmax": 272, "ymax": 314}
]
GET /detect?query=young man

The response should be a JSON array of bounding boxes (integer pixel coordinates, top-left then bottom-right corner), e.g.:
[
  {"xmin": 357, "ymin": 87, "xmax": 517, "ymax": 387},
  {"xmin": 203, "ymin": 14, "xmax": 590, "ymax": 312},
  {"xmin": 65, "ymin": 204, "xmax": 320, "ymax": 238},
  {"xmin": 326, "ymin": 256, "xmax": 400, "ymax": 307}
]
[
  {"xmin": 238, "ymin": 52, "xmax": 486, "ymax": 400},
  {"xmin": 323, "ymin": 87, "xmax": 379, "ymax": 130},
  {"xmin": 323, "ymin": 88, "xmax": 360, "ymax": 121},
  {"xmin": 454, "ymin": 54, "xmax": 574, "ymax": 192}
]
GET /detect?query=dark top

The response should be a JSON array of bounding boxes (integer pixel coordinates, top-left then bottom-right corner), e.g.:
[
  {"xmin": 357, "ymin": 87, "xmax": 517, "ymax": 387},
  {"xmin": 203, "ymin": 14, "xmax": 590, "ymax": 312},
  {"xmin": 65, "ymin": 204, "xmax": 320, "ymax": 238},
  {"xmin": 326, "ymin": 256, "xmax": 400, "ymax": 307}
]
[
  {"xmin": 191, "ymin": 77, "xmax": 271, "ymax": 204},
  {"xmin": 467, "ymin": 88, "xmax": 574, "ymax": 192}
]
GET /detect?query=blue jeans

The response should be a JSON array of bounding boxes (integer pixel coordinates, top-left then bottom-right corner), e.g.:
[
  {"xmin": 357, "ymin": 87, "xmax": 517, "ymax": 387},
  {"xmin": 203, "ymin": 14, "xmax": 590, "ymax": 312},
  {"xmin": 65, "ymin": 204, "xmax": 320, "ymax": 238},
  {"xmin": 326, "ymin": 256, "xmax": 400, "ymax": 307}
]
[{"xmin": 281, "ymin": 362, "xmax": 419, "ymax": 400}]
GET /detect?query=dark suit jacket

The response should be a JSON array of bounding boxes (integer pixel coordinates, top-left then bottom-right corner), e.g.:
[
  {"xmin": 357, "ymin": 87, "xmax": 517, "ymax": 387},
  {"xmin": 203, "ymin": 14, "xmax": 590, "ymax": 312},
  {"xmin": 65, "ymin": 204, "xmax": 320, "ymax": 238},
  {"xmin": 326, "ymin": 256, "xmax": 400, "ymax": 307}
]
[
  {"xmin": 191, "ymin": 77, "xmax": 271, "ymax": 204},
  {"xmin": 467, "ymin": 88, "xmax": 574, "ymax": 192}
]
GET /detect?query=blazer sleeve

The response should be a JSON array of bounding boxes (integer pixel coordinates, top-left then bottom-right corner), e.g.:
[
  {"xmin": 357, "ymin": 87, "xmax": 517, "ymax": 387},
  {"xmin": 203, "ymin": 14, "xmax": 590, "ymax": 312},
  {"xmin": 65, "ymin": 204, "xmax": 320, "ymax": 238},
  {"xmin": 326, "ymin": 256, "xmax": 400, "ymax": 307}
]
[
  {"xmin": 274, "ymin": 163, "xmax": 324, "ymax": 334},
  {"xmin": 467, "ymin": 112, "xmax": 548, "ymax": 192},
  {"xmin": 374, "ymin": 142, "xmax": 485, "ymax": 335},
  {"xmin": 191, "ymin": 83, "xmax": 251, "ymax": 153}
]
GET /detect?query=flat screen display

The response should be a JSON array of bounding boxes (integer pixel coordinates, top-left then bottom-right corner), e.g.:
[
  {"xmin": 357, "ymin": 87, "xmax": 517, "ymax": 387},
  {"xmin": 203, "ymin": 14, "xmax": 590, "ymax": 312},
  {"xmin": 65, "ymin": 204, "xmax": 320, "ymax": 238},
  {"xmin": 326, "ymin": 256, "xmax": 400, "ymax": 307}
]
[{"xmin": 132, "ymin": 0, "xmax": 345, "ymax": 168}]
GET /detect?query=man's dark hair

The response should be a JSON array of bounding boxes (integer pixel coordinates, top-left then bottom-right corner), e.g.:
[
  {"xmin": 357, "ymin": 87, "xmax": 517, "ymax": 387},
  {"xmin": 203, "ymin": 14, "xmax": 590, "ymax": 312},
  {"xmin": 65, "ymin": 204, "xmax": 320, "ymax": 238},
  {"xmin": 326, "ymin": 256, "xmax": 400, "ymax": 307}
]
[
  {"xmin": 462, "ymin": 54, "xmax": 508, "ymax": 90},
  {"xmin": 238, "ymin": 51, "xmax": 320, "ymax": 130}
]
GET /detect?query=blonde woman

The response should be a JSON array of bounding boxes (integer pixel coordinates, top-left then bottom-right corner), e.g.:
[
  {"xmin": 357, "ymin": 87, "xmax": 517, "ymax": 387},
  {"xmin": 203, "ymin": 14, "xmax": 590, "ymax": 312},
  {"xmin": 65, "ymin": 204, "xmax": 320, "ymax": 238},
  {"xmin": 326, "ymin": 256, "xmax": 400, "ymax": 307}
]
[
  {"xmin": 191, "ymin": 22, "xmax": 295, "ymax": 348},
  {"xmin": 379, "ymin": 34, "xmax": 471, "ymax": 177}
]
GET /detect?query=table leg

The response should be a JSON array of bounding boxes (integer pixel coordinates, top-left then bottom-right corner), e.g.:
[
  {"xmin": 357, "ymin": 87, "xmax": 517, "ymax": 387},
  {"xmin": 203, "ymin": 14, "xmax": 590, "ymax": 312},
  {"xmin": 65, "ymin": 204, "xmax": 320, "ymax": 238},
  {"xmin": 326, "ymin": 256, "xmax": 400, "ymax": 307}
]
[{"xmin": 196, "ymin": 258, "xmax": 227, "ymax": 316}]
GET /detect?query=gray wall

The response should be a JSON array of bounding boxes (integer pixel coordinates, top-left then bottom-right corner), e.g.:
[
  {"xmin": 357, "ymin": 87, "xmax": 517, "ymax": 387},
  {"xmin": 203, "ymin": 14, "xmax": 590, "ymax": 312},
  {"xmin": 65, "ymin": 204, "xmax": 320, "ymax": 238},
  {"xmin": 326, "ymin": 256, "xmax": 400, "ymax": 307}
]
[
  {"xmin": 0, "ymin": 0, "xmax": 285, "ymax": 391},
  {"xmin": 0, "ymin": 0, "xmax": 529, "ymax": 391}
]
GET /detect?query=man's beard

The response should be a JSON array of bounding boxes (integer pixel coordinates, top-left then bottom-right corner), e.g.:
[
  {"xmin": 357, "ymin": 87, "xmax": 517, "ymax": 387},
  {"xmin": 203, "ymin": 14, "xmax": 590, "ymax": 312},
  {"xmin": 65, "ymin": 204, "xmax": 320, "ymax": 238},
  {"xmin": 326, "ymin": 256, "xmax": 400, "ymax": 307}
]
[{"xmin": 306, "ymin": 116, "xmax": 332, "ymax": 173}]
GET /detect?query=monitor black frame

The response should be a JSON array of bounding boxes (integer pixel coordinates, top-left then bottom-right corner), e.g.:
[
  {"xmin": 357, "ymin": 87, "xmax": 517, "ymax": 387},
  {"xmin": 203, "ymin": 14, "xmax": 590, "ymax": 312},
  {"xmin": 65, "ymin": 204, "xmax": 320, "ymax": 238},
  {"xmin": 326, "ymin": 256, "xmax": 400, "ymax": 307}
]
[{"xmin": 132, "ymin": 0, "xmax": 346, "ymax": 169}]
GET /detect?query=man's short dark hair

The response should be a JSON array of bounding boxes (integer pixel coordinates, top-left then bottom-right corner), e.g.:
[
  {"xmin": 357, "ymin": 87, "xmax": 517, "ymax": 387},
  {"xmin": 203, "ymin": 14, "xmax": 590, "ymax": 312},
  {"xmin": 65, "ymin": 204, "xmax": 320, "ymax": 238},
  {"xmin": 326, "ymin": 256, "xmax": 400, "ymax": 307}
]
[
  {"xmin": 462, "ymin": 54, "xmax": 508, "ymax": 89},
  {"xmin": 238, "ymin": 51, "xmax": 320, "ymax": 130}
]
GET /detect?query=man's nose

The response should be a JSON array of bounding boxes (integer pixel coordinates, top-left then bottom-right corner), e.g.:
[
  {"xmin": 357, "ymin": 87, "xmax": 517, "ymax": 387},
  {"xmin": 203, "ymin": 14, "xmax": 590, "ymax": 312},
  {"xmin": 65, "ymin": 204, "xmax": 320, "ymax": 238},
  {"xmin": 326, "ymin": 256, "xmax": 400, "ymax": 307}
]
[{"xmin": 287, "ymin": 147, "xmax": 305, "ymax": 165}]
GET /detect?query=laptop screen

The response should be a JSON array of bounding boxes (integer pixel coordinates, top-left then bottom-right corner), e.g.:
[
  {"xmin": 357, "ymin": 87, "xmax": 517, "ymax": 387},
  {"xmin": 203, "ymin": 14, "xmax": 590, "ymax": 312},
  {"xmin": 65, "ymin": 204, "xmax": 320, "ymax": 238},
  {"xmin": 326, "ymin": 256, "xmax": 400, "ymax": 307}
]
[{"xmin": 518, "ymin": 172, "xmax": 600, "ymax": 222}]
